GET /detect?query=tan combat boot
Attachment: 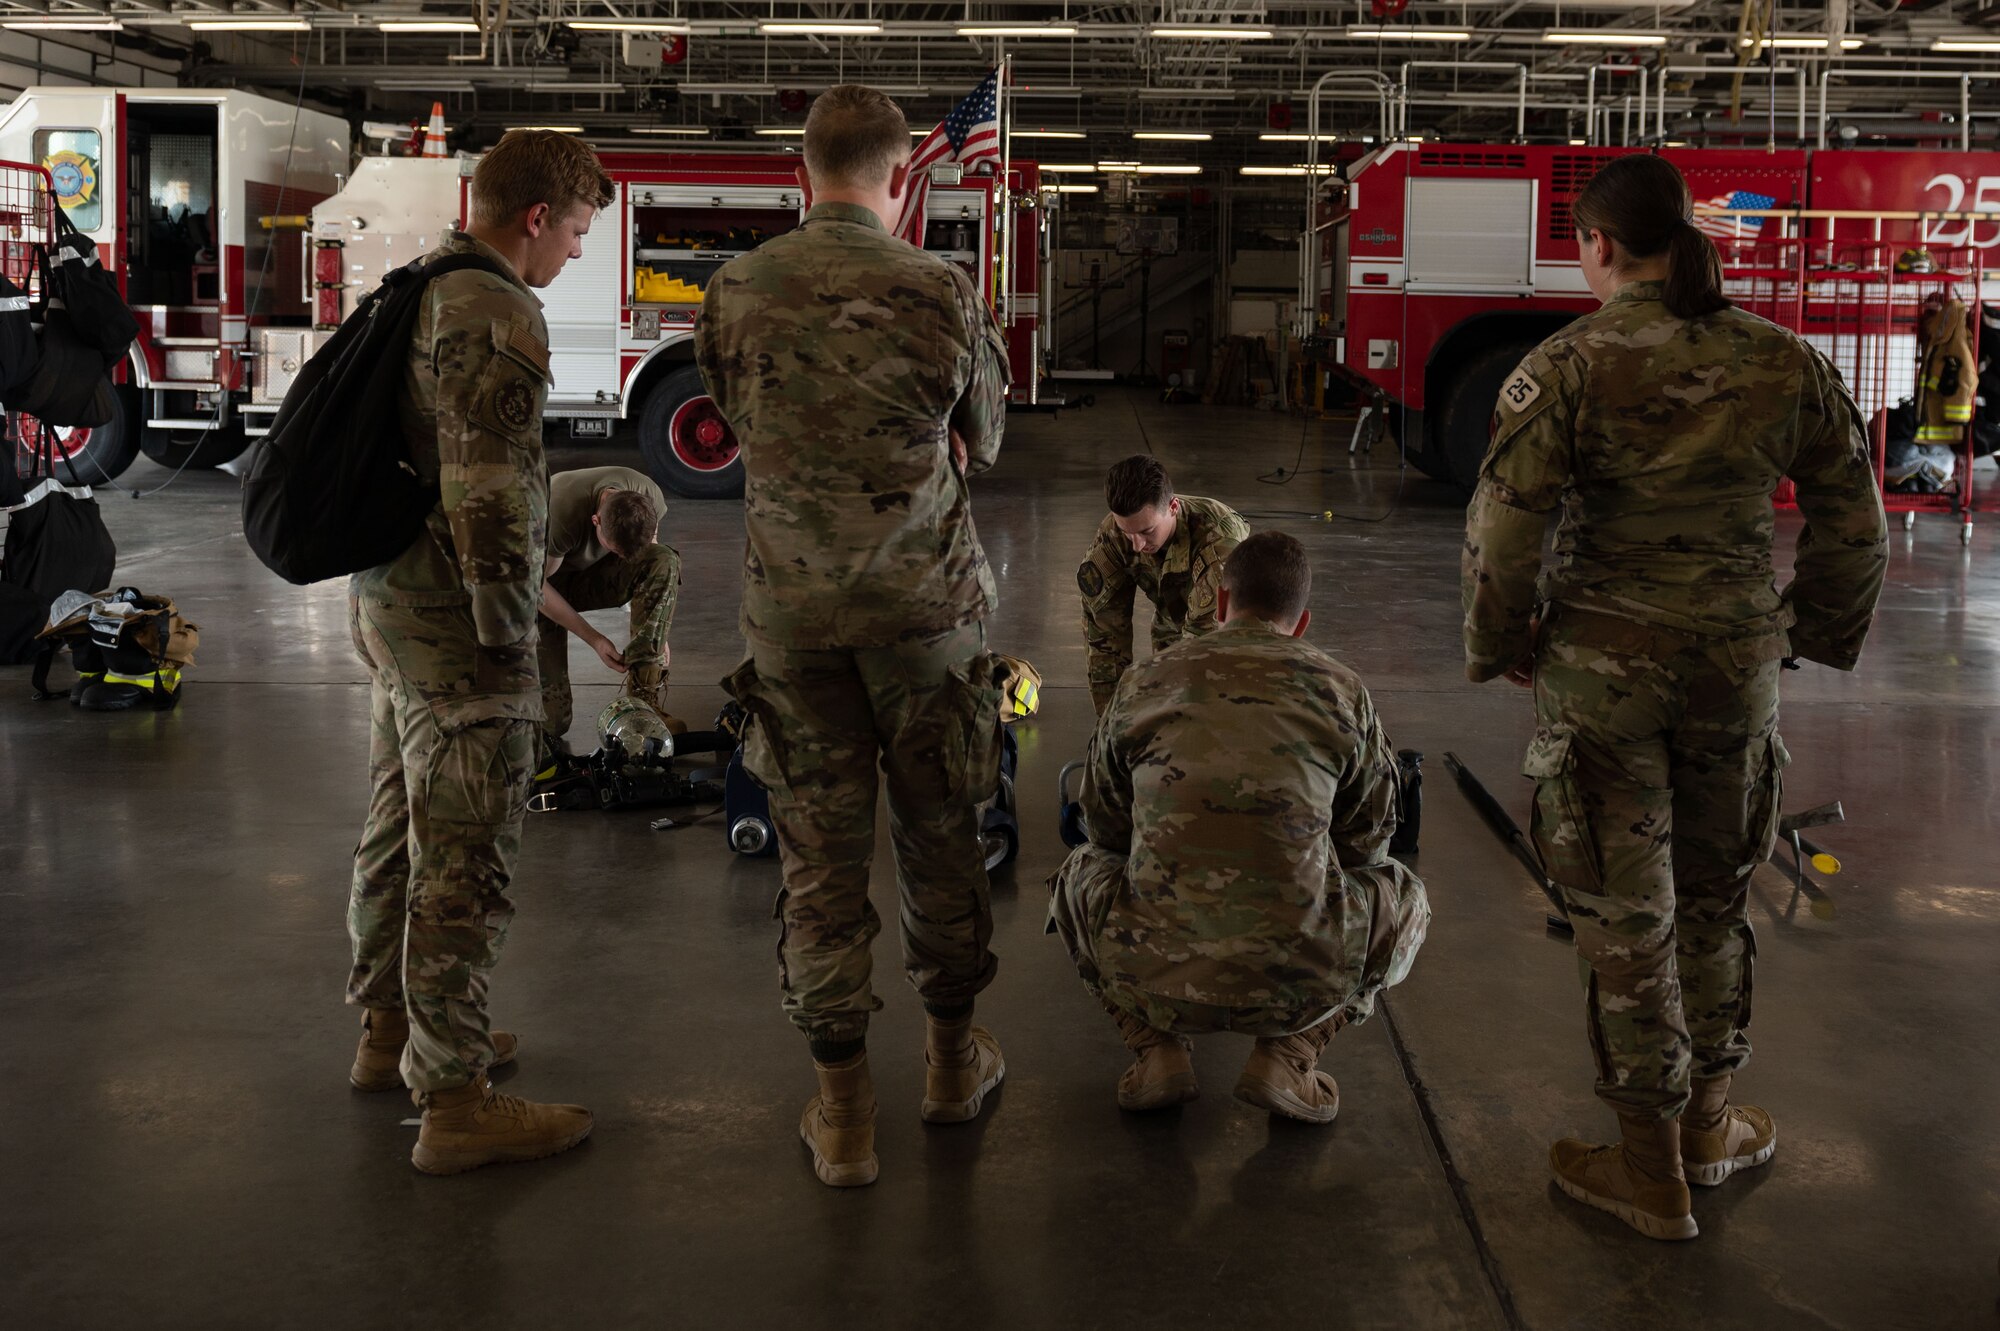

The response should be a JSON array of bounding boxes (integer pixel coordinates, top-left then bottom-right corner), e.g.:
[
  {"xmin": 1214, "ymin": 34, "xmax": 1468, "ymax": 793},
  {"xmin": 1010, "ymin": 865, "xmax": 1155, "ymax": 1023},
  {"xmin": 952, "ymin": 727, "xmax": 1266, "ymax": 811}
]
[
  {"xmin": 1550, "ymin": 1113, "xmax": 1698, "ymax": 1240},
  {"xmin": 1235, "ymin": 1021, "xmax": 1340, "ymax": 1123},
  {"xmin": 1680, "ymin": 1075, "xmax": 1777, "ymax": 1186},
  {"xmin": 411, "ymin": 1075, "xmax": 593, "ymax": 1175},
  {"xmin": 349, "ymin": 1008, "xmax": 517, "ymax": 1092},
  {"xmin": 1104, "ymin": 1003, "xmax": 1198, "ymax": 1111},
  {"xmin": 920, "ymin": 1015, "xmax": 1006, "ymax": 1123},
  {"xmin": 800, "ymin": 1052, "xmax": 879, "ymax": 1187}
]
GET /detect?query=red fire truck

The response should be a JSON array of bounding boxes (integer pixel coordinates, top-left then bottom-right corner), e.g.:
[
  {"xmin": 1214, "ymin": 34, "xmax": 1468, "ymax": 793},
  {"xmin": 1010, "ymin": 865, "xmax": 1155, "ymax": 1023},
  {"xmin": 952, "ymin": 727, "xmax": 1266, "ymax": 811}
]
[
  {"xmin": 1310, "ymin": 142, "xmax": 2000, "ymax": 504},
  {"xmin": 274, "ymin": 150, "xmax": 1049, "ymax": 500}
]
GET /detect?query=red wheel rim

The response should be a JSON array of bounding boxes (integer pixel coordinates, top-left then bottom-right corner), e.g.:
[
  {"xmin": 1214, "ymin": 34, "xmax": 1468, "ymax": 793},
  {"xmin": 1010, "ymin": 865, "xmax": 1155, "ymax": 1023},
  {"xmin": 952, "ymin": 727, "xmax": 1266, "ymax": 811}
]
[
  {"xmin": 668, "ymin": 395, "xmax": 739, "ymax": 473},
  {"xmin": 12, "ymin": 412, "xmax": 92, "ymax": 473}
]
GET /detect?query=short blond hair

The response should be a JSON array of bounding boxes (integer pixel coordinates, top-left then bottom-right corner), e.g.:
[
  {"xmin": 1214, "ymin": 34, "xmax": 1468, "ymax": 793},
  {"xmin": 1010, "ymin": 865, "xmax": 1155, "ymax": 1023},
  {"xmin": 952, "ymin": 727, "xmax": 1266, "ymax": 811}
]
[
  {"xmin": 472, "ymin": 130, "xmax": 615, "ymax": 227},
  {"xmin": 803, "ymin": 85, "xmax": 911, "ymax": 189}
]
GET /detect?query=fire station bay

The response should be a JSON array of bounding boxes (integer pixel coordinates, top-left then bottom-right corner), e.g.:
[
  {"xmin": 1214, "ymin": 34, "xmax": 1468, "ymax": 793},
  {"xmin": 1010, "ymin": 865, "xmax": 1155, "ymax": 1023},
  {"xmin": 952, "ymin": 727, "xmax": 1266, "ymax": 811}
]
[{"xmin": 5, "ymin": 4, "xmax": 2000, "ymax": 1328}]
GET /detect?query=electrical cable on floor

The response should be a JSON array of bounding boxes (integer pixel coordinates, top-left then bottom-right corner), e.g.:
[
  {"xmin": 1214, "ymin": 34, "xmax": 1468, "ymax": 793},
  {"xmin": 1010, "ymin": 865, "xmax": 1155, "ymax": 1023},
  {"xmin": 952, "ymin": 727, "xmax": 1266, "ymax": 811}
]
[
  {"xmin": 129, "ymin": 56, "xmax": 309, "ymax": 500},
  {"xmin": 1378, "ymin": 997, "xmax": 1529, "ymax": 1331},
  {"xmin": 1242, "ymin": 411, "xmax": 1410, "ymax": 525}
]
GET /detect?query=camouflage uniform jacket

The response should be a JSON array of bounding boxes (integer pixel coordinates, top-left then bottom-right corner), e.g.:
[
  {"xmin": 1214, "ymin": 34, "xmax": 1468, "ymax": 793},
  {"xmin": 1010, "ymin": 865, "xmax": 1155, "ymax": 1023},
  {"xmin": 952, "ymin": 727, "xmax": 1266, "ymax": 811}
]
[
  {"xmin": 1079, "ymin": 494, "xmax": 1249, "ymax": 712},
  {"xmin": 547, "ymin": 464, "xmax": 668, "ymax": 573},
  {"xmin": 694, "ymin": 201, "xmax": 1011, "ymax": 649},
  {"xmin": 1462, "ymin": 280, "xmax": 1888, "ymax": 682},
  {"xmin": 350, "ymin": 231, "xmax": 552, "ymax": 703},
  {"xmin": 1080, "ymin": 618, "xmax": 1405, "ymax": 1011}
]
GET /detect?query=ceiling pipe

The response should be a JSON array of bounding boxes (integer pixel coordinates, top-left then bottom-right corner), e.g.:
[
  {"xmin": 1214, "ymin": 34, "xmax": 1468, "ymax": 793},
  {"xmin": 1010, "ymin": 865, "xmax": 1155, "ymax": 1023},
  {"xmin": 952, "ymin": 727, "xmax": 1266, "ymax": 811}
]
[
  {"xmin": 1394, "ymin": 60, "xmax": 1528, "ymax": 138},
  {"xmin": 1820, "ymin": 67, "xmax": 1974, "ymax": 151}
]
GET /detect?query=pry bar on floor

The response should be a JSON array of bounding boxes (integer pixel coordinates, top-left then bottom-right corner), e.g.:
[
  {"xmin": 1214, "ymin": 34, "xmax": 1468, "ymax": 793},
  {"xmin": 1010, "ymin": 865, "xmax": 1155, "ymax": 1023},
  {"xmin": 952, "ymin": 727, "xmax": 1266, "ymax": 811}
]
[{"xmin": 1442, "ymin": 751, "xmax": 1572, "ymax": 934}]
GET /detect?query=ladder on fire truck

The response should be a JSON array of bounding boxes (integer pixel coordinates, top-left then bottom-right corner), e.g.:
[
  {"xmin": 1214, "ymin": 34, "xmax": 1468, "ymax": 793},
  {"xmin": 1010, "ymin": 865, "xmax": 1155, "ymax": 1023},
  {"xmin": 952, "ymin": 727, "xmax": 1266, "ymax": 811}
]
[{"xmin": 1702, "ymin": 202, "xmax": 1994, "ymax": 543}]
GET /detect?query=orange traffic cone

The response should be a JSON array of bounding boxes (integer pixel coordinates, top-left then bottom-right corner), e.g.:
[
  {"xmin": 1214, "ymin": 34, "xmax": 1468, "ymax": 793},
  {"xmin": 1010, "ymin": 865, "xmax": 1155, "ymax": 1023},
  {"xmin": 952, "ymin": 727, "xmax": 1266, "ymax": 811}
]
[{"xmin": 423, "ymin": 101, "xmax": 447, "ymax": 158}]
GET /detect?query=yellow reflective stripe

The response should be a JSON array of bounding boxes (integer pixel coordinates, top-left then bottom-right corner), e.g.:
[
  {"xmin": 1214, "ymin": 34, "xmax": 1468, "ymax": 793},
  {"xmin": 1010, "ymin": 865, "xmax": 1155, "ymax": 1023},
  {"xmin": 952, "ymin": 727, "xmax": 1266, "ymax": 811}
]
[{"xmin": 102, "ymin": 669, "xmax": 181, "ymax": 689}]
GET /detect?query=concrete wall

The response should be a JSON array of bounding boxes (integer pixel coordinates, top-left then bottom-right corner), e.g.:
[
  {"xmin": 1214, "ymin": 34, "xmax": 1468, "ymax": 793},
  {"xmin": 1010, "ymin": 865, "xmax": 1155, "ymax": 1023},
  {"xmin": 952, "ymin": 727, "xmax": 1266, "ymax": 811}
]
[{"xmin": 0, "ymin": 31, "xmax": 182, "ymax": 97}]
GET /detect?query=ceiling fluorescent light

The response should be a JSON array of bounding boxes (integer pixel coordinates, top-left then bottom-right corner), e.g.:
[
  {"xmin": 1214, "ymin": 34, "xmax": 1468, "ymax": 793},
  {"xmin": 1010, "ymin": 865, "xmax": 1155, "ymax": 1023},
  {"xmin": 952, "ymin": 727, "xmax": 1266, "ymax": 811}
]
[
  {"xmin": 1931, "ymin": 38, "xmax": 2000, "ymax": 52},
  {"xmin": 1097, "ymin": 161, "xmax": 1140, "ymax": 171},
  {"xmin": 758, "ymin": 21, "xmax": 883, "ymax": 34},
  {"xmin": 507, "ymin": 125, "xmax": 584, "ymax": 133},
  {"xmin": 1135, "ymin": 165, "xmax": 1202, "ymax": 174},
  {"xmin": 754, "ymin": 127, "xmax": 806, "ymax": 136},
  {"xmin": 1134, "ymin": 131, "xmax": 1213, "ymax": 141},
  {"xmin": 1346, "ymin": 25, "xmax": 1471, "ymax": 40},
  {"xmin": 3, "ymin": 18, "xmax": 123, "ymax": 30},
  {"xmin": 1013, "ymin": 130, "xmax": 1087, "ymax": 140},
  {"xmin": 957, "ymin": 24, "xmax": 1078, "ymax": 37},
  {"xmin": 378, "ymin": 21, "xmax": 482, "ymax": 33},
  {"xmin": 1149, "ymin": 26, "xmax": 1273, "ymax": 39},
  {"xmin": 1240, "ymin": 165, "xmax": 1336, "ymax": 176},
  {"xmin": 1039, "ymin": 163, "xmax": 1096, "ymax": 172},
  {"xmin": 188, "ymin": 18, "xmax": 311, "ymax": 31},
  {"xmin": 632, "ymin": 127, "xmax": 711, "ymax": 136},
  {"xmin": 1544, "ymin": 30, "xmax": 1669, "ymax": 45},
  {"xmin": 1741, "ymin": 35, "xmax": 1864, "ymax": 49},
  {"xmin": 570, "ymin": 20, "xmax": 693, "ymax": 32},
  {"xmin": 1050, "ymin": 185, "xmax": 1099, "ymax": 193},
  {"xmin": 1260, "ymin": 133, "xmax": 1340, "ymax": 142}
]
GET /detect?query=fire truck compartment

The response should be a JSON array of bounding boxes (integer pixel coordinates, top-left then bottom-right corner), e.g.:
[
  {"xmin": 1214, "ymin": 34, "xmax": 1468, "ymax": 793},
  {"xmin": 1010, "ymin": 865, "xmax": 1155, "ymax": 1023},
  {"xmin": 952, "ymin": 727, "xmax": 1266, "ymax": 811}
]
[{"xmin": 628, "ymin": 188, "xmax": 801, "ymax": 306}]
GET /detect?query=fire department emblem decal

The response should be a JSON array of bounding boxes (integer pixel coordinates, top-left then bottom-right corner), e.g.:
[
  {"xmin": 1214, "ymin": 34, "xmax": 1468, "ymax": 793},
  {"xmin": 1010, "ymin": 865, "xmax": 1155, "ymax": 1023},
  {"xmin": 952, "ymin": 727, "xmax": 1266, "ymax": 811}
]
[
  {"xmin": 43, "ymin": 150, "xmax": 97, "ymax": 210},
  {"xmin": 494, "ymin": 378, "xmax": 534, "ymax": 431},
  {"xmin": 1359, "ymin": 227, "xmax": 1396, "ymax": 246}
]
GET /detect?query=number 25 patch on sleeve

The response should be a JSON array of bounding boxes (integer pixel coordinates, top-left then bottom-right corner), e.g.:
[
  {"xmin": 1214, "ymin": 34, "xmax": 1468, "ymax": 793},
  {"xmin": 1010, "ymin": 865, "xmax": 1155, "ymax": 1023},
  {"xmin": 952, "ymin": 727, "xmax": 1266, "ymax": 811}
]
[{"xmin": 1499, "ymin": 366, "xmax": 1543, "ymax": 414}]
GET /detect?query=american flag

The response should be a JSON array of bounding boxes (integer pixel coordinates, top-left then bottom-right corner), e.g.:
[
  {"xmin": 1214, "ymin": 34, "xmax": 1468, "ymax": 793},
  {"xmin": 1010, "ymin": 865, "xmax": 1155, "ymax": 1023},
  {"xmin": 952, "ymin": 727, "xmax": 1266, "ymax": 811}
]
[
  {"xmin": 893, "ymin": 69, "xmax": 1004, "ymax": 246},
  {"xmin": 1694, "ymin": 189, "xmax": 1777, "ymax": 241}
]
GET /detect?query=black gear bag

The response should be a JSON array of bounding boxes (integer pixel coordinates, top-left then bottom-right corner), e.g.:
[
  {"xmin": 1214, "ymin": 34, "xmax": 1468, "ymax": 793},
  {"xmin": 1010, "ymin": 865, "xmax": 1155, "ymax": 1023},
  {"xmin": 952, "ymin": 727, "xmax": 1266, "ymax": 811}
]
[{"xmin": 240, "ymin": 253, "xmax": 508, "ymax": 586}]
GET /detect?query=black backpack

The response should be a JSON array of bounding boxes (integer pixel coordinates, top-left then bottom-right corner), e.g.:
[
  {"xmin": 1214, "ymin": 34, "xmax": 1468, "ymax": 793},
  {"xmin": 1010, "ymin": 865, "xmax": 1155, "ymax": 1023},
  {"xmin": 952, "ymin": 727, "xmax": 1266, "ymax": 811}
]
[{"xmin": 241, "ymin": 253, "xmax": 508, "ymax": 586}]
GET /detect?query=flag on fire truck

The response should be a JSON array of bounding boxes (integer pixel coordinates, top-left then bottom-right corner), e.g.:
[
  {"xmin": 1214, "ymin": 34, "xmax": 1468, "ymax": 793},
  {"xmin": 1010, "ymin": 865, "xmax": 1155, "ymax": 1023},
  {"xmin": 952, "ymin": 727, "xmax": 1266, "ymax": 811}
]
[{"xmin": 894, "ymin": 68, "xmax": 1004, "ymax": 247}]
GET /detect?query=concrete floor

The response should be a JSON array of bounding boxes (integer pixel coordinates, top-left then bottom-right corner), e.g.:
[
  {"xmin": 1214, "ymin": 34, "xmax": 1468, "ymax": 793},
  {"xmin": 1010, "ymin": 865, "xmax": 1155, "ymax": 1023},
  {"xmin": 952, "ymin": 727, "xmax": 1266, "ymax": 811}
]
[{"xmin": 4, "ymin": 390, "xmax": 1997, "ymax": 1329}]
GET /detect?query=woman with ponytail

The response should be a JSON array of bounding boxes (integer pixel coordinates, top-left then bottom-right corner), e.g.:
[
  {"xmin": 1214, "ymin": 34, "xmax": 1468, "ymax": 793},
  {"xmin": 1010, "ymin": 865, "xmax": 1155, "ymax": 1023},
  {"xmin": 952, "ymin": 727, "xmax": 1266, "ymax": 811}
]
[{"xmin": 1460, "ymin": 153, "xmax": 1889, "ymax": 1241}]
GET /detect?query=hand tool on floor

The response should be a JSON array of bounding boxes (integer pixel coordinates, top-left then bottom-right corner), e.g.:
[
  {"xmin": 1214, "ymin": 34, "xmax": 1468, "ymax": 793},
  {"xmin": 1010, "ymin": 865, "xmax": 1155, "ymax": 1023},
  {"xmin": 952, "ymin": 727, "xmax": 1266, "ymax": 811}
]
[
  {"xmin": 1772, "ymin": 801, "xmax": 1844, "ymax": 921},
  {"xmin": 1443, "ymin": 752, "xmax": 1571, "ymax": 935}
]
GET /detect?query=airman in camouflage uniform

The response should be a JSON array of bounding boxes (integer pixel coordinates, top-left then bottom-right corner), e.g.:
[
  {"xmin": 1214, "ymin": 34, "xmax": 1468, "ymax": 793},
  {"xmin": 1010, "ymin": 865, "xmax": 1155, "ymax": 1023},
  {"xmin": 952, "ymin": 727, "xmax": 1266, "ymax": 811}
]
[
  {"xmin": 696, "ymin": 84, "xmax": 1011, "ymax": 1187},
  {"xmin": 536, "ymin": 464, "xmax": 680, "ymax": 748},
  {"xmin": 1079, "ymin": 458, "xmax": 1248, "ymax": 713},
  {"xmin": 345, "ymin": 130, "xmax": 611, "ymax": 1176},
  {"xmin": 1051, "ymin": 531, "xmax": 1429, "ymax": 1122},
  {"xmin": 1464, "ymin": 265, "xmax": 1886, "ymax": 1234}
]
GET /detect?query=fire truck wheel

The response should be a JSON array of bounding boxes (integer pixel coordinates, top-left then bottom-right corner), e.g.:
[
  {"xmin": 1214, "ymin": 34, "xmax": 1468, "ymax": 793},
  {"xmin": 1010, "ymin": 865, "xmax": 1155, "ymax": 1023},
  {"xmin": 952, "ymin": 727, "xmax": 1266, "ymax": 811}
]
[
  {"xmin": 9, "ymin": 385, "xmax": 142, "ymax": 484},
  {"xmin": 1436, "ymin": 340, "xmax": 1539, "ymax": 492},
  {"xmin": 141, "ymin": 420, "xmax": 250, "ymax": 471},
  {"xmin": 638, "ymin": 364, "xmax": 745, "ymax": 501}
]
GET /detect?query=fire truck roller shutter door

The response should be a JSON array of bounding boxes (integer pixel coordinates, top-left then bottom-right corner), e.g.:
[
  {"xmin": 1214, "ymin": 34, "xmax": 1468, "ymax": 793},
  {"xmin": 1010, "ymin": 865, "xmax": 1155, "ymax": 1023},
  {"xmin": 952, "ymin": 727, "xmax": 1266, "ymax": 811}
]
[
  {"xmin": 11, "ymin": 383, "xmax": 142, "ymax": 485},
  {"xmin": 637, "ymin": 361, "xmax": 745, "ymax": 501},
  {"xmin": 1435, "ymin": 334, "xmax": 1549, "ymax": 493}
]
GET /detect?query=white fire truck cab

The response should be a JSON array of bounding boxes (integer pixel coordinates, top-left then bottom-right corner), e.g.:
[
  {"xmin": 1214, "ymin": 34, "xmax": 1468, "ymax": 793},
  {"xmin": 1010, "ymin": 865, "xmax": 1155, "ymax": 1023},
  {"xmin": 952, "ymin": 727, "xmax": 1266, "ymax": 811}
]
[
  {"xmin": 0, "ymin": 86, "xmax": 347, "ymax": 482},
  {"xmin": 280, "ymin": 148, "xmax": 1049, "ymax": 500}
]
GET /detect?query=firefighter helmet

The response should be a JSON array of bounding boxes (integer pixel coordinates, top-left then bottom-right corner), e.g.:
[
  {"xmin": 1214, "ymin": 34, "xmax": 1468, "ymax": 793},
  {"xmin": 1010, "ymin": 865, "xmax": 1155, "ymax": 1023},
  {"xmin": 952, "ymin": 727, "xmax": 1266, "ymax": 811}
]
[
  {"xmin": 1895, "ymin": 248, "xmax": 1937, "ymax": 274},
  {"xmin": 599, "ymin": 696, "xmax": 675, "ymax": 763}
]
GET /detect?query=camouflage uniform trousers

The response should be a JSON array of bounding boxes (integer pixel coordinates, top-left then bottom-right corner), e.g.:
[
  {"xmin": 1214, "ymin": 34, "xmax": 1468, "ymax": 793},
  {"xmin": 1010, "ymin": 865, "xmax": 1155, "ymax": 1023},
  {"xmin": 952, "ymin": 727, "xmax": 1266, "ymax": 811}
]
[
  {"xmin": 348, "ymin": 596, "xmax": 538, "ymax": 1092},
  {"xmin": 1047, "ymin": 843, "xmax": 1431, "ymax": 1040},
  {"xmin": 1526, "ymin": 607, "xmax": 1787, "ymax": 1121},
  {"xmin": 537, "ymin": 543, "xmax": 680, "ymax": 743},
  {"xmin": 727, "ymin": 622, "xmax": 1003, "ymax": 1046}
]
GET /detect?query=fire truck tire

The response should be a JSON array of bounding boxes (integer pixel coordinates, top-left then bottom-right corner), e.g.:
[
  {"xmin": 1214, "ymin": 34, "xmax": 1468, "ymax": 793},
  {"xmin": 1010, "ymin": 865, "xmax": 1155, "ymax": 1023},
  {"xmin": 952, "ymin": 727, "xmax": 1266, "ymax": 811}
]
[
  {"xmin": 1435, "ymin": 340, "xmax": 1538, "ymax": 491},
  {"xmin": 10, "ymin": 385, "xmax": 142, "ymax": 484},
  {"xmin": 638, "ymin": 364, "xmax": 745, "ymax": 500},
  {"xmin": 141, "ymin": 420, "xmax": 250, "ymax": 471}
]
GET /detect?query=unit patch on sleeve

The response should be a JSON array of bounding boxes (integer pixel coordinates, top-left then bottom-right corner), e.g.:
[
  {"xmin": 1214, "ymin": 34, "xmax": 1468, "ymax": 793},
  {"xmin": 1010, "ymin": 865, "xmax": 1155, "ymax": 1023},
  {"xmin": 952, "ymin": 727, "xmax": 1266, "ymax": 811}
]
[
  {"xmin": 1499, "ymin": 366, "xmax": 1543, "ymax": 415},
  {"xmin": 1078, "ymin": 561, "xmax": 1104, "ymax": 599},
  {"xmin": 493, "ymin": 377, "xmax": 536, "ymax": 431}
]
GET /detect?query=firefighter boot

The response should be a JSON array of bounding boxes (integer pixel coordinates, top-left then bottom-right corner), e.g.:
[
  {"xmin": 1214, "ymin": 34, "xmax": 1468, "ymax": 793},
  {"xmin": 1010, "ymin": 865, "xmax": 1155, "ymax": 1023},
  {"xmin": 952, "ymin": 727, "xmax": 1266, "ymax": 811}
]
[
  {"xmin": 920, "ymin": 1014, "xmax": 1006, "ymax": 1123},
  {"xmin": 800, "ymin": 1051, "xmax": 878, "ymax": 1187},
  {"xmin": 1550, "ymin": 1113, "xmax": 1699, "ymax": 1241},
  {"xmin": 349, "ymin": 1007, "xmax": 516, "ymax": 1092},
  {"xmin": 1104, "ymin": 1001, "xmax": 1198, "ymax": 1111},
  {"xmin": 1235, "ymin": 1021, "xmax": 1340, "ymax": 1123},
  {"xmin": 1680, "ymin": 1075, "xmax": 1778, "ymax": 1186},
  {"xmin": 411, "ymin": 1075, "xmax": 593, "ymax": 1175}
]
